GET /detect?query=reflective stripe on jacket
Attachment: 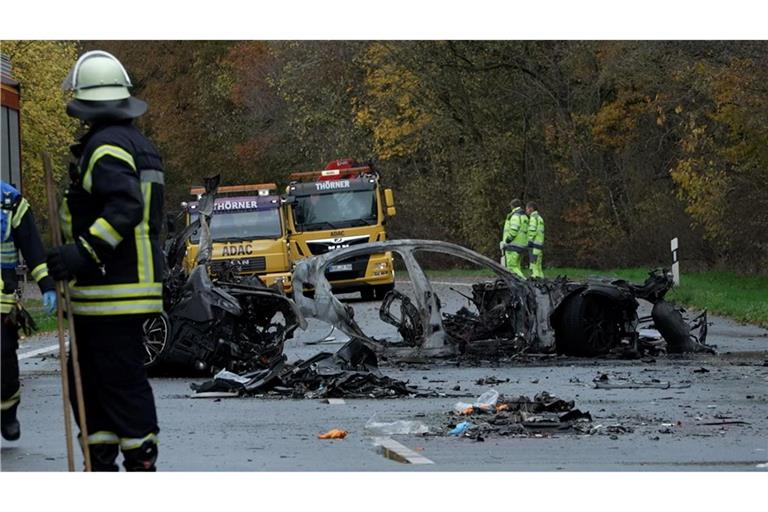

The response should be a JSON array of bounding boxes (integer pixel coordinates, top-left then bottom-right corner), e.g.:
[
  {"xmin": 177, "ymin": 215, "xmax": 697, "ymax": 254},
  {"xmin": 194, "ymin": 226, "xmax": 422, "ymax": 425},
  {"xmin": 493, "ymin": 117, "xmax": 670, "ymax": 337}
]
[{"xmin": 1, "ymin": 181, "xmax": 55, "ymax": 296}]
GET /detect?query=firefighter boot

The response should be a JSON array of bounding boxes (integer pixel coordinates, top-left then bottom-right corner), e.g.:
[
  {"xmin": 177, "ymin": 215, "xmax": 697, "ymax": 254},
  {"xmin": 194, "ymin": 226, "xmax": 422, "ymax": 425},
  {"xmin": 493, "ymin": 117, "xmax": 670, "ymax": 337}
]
[
  {"xmin": 89, "ymin": 443, "xmax": 120, "ymax": 472},
  {"xmin": 122, "ymin": 440, "xmax": 158, "ymax": 472},
  {"xmin": 1, "ymin": 402, "xmax": 20, "ymax": 441}
]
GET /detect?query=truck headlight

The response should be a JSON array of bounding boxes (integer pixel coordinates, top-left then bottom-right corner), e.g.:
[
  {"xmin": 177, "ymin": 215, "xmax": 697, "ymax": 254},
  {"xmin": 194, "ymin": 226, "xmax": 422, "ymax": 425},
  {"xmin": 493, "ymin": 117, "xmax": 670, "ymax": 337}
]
[{"xmin": 375, "ymin": 262, "xmax": 389, "ymax": 271}]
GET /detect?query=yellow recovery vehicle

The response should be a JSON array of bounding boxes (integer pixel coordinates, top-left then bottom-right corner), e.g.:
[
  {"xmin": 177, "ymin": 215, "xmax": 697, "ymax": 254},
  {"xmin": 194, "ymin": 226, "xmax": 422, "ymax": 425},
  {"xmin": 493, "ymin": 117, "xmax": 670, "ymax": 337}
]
[
  {"xmin": 285, "ymin": 159, "xmax": 397, "ymax": 300},
  {"xmin": 183, "ymin": 183, "xmax": 293, "ymax": 292}
]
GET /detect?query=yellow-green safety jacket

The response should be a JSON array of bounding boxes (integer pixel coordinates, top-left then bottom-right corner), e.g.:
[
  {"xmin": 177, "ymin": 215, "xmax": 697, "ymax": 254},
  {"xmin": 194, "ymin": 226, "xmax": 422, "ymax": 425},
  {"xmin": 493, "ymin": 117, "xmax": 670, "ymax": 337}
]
[
  {"xmin": 503, "ymin": 207, "xmax": 529, "ymax": 253},
  {"xmin": 62, "ymin": 120, "xmax": 165, "ymax": 316},
  {"xmin": 527, "ymin": 210, "xmax": 545, "ymax": 251}
]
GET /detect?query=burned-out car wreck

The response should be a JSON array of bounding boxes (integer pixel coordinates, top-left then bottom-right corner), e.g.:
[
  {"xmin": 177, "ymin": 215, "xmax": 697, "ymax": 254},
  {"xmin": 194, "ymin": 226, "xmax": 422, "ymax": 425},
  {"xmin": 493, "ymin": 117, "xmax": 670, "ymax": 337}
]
[
  {"xmin": 143, "ymin": 177, "xmax": 710, "ymax": 378},
  {"xmin": 292, "ymin": 240, "xmax": 712, "ymax": 360},
  {"xmin": 142, "ymin": 176, "xmax": 303, "ymax": 373}
]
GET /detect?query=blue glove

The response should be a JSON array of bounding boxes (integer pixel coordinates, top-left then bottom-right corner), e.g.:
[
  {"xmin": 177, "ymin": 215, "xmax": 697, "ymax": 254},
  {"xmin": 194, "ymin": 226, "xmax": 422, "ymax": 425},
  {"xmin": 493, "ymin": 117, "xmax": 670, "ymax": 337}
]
[{"xmin": 42, "ymin": 290, "xmax": 57, "ymax": 315}]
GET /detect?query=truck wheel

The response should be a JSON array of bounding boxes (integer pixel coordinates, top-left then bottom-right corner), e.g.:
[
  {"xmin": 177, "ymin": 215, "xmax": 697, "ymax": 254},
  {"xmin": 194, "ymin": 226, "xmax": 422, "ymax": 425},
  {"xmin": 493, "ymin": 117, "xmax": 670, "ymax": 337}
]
[
  {"xmin": 556, "ymin": 294, "xmax": 616, "ymax": 356},
  {"xmin": 142, "ymin": 313, "xmax": 169, "ymax": 368},
  {"xmin": 374, "ymin": 283, "xmax": 395, "ymax": 300}
]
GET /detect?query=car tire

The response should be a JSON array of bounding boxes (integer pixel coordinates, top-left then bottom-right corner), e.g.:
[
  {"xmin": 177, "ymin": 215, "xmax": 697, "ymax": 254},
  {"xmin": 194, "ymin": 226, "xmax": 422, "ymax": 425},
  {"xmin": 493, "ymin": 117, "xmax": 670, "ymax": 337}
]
[
  {"xmin": 556, "ymin": 294, "xmax": 617, "ymax": 356},
  {"xmin": 651, "ymin": 300, "xmax": 692, "ymax": 353}
]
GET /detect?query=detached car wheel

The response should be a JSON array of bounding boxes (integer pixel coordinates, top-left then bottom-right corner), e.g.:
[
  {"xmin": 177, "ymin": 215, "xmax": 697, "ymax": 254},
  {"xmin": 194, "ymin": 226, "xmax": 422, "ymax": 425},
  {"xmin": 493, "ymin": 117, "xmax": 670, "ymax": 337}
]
[
  {"xmin": 556, "ymin": 294, "xmax": 617, "ymax": 356},
  {"xmin": 142, "ymin": 313, "xmax": 170, "ymax": 368}
]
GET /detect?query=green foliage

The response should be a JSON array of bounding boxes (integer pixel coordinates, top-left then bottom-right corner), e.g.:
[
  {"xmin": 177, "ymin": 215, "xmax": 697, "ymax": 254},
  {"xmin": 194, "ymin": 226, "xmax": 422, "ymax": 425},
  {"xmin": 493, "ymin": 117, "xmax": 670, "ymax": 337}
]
[{"xmin": 16, "ymin": 40, "xmax": 761, "ymax": 272}]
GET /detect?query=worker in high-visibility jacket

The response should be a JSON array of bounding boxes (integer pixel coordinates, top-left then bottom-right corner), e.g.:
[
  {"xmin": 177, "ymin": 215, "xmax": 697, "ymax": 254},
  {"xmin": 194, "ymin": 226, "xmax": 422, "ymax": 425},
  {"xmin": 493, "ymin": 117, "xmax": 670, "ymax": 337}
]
[
  {"xmin": 500, "ymin": 198, "xmax": 529, "ymax": 279},
  {"xmin": 1, "ymin": 181, "xmax": 57, "ymax": 441},
  {"xmin": 526, "ymin": 201, "xmax": 545, "ymax": 278},
  {"xmin": 46, "ymin": 50, "xmax": 163, "ymax": 471}
]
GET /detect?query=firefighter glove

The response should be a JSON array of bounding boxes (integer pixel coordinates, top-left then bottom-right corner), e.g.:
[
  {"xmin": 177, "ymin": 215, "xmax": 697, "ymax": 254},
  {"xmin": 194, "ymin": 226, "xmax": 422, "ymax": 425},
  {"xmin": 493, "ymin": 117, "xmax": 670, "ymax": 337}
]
[
  {"xmin": 46, "ymin": 244, "xmax": 97, "ymax": 281},
  {"xmin": 42, "ymin": 290, "xmax": 57, "ymax": 314}
]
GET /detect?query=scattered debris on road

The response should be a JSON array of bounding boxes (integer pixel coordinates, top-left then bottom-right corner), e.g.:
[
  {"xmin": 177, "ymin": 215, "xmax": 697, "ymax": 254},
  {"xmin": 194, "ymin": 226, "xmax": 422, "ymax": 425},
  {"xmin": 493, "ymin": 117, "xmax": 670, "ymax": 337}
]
[
  {"xmin": 592, "ymin": 373, "xmax": 692, "ymax": 389},
  {"xmin": 442, "ymin": 390, "xmax": 602, "ymax": 439},
  {"xmin": 190, "ymin": 339, "xmax": 431, "ymax": 399}
]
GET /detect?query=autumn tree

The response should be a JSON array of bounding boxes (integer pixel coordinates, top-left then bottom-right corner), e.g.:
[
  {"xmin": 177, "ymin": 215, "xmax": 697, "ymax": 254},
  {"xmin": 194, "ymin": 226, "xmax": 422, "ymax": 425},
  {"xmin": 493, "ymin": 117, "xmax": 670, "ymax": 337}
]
[{"xmin": 1, "ymin": 40, "xmax": 79, "ymax": 230}]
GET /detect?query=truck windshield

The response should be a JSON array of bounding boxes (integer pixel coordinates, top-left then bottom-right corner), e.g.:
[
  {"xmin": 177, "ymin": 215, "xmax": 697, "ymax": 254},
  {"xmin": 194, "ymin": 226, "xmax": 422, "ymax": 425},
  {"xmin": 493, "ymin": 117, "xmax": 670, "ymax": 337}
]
[
  {"xmin": 292, "ymin": 190, "xmax": 378, "ymax": 231},
  {"xmin": 190, "ymin": 208, "xmax": 282, "ymax": 242}
]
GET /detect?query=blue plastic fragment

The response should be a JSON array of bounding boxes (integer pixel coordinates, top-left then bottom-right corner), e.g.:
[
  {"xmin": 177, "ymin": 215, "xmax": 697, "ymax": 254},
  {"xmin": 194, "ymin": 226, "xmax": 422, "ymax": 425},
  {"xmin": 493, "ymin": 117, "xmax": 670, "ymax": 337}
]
[{"xmin": 449, "ymin": 421, "xmax": 471, "ymax": 436}]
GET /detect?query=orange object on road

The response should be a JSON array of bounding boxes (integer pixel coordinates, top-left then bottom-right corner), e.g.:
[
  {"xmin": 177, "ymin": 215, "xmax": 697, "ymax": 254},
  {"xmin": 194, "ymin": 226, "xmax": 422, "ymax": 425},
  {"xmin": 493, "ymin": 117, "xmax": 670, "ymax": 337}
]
[
  {"xmin": 318, "ymin": 429, "xmax": 348, "ymax": 439},
  {"xmin": 496, "ymin": 403, "xmax": 509, "ymax": 412},
  {"xmin": 462, "ymin": 406, "xmax": 474, "ymax": 415}
]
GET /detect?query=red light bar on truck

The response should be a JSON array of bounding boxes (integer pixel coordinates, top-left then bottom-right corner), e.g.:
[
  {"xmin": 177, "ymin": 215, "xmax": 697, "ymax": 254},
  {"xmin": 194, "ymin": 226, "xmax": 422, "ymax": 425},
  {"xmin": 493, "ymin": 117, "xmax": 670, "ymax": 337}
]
[
  {"xmin": 190, "ymin": 183, "xmax": 277, "ymax": 196},
  {"xmin": 288, "ymin": 166, "xmax": 370, "ymax": 181}
]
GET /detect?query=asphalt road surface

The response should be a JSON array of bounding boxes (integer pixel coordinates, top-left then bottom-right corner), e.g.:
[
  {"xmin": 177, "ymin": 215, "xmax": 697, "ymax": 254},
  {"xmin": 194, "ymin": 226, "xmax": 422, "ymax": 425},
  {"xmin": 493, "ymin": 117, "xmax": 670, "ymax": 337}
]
[{"xmin": 3, "ymin": 278, "xmax": 767, "ymax": 471}]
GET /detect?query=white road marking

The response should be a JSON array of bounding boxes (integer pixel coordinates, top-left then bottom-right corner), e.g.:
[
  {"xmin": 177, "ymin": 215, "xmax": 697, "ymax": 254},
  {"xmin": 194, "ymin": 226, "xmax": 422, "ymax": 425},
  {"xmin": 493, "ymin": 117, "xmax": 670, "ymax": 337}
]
[
  {"xmin": 324, "ymin": 398, "xmax": 346, "ymax": 405},
  {"xmin": 371, "ymin": 436, "xmax": 434, "ymax": 465},
  {"xmin": 18, "ymin": 343, "xmax": 62, "ymax": 360}
]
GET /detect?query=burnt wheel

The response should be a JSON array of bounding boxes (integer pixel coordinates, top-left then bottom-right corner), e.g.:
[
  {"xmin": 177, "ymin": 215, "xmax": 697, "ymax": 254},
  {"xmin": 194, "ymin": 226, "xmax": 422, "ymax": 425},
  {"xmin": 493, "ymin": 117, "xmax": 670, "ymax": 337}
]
[
  {"xmin": 556, "ymin": 294, "xmax": 617, "ymax": 356},
  {"xmin": 142, "ymin": 313, "xmax": 170, "ymax": 368}
]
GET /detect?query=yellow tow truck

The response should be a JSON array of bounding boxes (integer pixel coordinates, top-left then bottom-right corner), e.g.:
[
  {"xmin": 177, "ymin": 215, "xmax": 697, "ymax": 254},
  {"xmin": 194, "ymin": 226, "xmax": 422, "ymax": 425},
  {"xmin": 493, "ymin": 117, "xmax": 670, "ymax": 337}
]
[
  {"xmin": 183, "ymin": 183, "xmax": 292, "ymax": 292},
  {"xmin": 284, "ymin": 159, "xmax": 397, "ymax": 300}
]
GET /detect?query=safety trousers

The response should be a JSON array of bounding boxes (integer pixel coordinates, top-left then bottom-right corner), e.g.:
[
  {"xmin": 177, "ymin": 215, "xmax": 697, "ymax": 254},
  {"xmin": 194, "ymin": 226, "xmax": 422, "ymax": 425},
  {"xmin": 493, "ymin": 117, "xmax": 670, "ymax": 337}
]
[
  {"xmin": 504, "ymin": 248, "xmax": 527, "ymax": 279},
  {"xmin": 529, "ymin": 248, "xmax": 544, "ymax": 278},
  {"xmin": 1, "ymin": 315, "xmax": 21, "ymax": 433},
  {"xmin": 69, "ymin": 314, "xmax": 159, "ymax": 471}
]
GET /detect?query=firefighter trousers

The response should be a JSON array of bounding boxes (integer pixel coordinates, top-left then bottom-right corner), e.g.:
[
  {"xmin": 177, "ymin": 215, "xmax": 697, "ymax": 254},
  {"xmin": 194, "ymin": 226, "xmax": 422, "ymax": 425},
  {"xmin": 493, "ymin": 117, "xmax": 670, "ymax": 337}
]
[
  {"xmin": 1, "ymin": 315, "xmax": 21, "ymax": 424},
  {"xmin": 70, "ymin": 314, "xmax": 159, "ymax": 471}
]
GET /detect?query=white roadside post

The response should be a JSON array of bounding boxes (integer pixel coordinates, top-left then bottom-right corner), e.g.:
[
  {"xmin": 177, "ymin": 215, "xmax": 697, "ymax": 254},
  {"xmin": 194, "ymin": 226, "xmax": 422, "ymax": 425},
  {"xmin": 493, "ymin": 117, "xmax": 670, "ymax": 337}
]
[{"xmin": 670, "ymin": 237, "xmax": 680, "ymax": 286}]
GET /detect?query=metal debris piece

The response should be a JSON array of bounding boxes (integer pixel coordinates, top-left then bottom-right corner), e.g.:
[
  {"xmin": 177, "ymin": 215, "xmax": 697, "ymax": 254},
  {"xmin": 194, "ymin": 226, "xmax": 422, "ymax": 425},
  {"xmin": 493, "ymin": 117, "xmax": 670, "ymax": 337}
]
[
  {"xmin": 190, "ymin": 339, "xmax": 430, "ymax": 399},
  {"xmin": 593, "ymin": 374, "xmax": 692, "ymax": 389}
]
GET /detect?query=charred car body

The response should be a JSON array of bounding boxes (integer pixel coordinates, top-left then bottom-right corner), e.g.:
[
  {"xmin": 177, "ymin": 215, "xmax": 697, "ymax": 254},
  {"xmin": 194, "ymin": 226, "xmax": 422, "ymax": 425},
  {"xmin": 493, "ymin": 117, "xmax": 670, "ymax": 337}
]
[
  {"xmin": 292, "ymin": 240, "xmax": 711, "ymax": 360},
  {"xmin": 142, "ymin": 177, "xmax": 303, "ymax": 373}
]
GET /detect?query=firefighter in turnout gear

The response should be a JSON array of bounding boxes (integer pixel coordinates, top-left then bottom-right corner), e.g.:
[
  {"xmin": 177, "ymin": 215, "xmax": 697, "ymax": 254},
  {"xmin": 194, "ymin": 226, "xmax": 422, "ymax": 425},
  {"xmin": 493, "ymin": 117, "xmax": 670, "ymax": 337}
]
[
  {"xmin": 526, "ymin": 201, "xmax": 545, "ymax": 278},
  {"xmin": 1, "ymin": 182, "xmax": 57, "ymax": 441},
  {"xmin": 46, "ymin": 50, "xmax": 163, "ymax": 471},
  {"xmin": 500, "ymin": 198, "xmax": 529, "ymax": 279}
]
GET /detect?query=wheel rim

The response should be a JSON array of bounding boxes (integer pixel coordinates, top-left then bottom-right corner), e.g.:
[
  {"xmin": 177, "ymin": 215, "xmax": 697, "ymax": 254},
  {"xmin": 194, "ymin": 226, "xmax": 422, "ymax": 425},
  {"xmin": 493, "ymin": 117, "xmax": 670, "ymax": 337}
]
[
  {"xmin": 142, "ymin": 315, "xmax": 168, "ymax": 366},
  {"xmin": 582, "ymin": 301, "xmax": 614, "ymax": 353}
]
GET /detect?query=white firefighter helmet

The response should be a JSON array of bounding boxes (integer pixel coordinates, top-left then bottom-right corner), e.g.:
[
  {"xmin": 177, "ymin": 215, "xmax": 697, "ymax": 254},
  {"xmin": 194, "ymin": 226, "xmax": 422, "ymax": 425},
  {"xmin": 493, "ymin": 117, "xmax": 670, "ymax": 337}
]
[{"xmin": 63, "ymin": 50, "xmax": 147, "ymax": 120}]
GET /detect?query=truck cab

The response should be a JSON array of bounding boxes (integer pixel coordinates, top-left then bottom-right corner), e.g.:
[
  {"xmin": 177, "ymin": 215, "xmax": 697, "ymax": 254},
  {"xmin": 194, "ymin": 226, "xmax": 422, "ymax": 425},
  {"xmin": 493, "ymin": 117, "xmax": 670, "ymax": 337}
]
[
  {"xmin": 183, "ymin": 183, "xmax": 292, "ymax": 292},
  {"xmin": 285, "ymin": 159, "xmax": 396, "ymax": 300}
]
